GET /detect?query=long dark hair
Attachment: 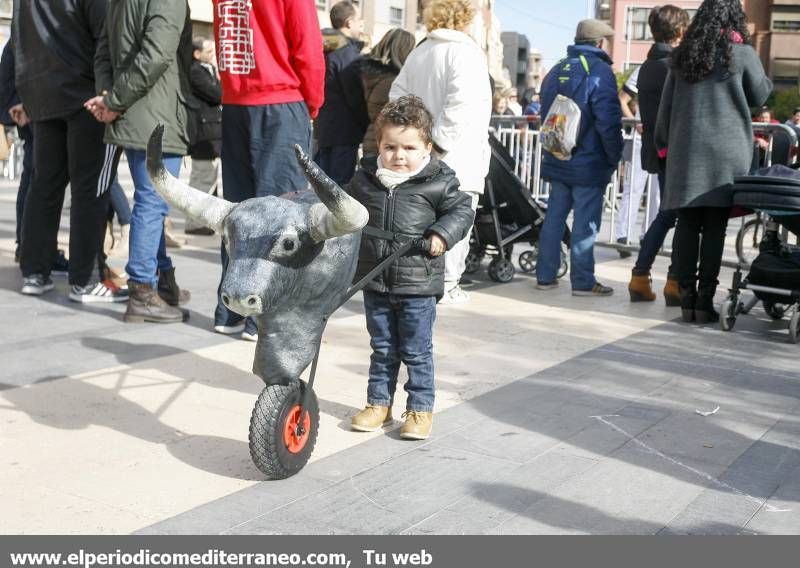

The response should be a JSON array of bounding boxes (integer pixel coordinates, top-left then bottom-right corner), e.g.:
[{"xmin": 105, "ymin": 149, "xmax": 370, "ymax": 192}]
[{"xmin": 671, "ymin": 0, "xmax": 750, "ymax": 83}]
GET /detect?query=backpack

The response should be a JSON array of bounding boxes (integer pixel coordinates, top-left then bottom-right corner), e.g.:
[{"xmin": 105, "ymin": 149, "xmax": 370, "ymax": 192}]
[{"xmin": 540, "ymin": 55, "xmax": 591, "ymax": 161}]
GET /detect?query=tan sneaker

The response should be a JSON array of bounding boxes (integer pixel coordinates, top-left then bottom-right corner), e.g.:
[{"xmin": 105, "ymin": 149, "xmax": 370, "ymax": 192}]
[
  {"xmin": 400, "ymin": 410, "xmax": 432, "ymax": 440},
  {"xmin": 351, "ymin": 405, "xmax": 393, "ymax": 432}
]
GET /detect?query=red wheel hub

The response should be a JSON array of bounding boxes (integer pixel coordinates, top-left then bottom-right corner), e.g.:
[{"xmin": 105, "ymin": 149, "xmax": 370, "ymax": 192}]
[{"xmin": 283, "ymin": 405, "xmax": 310, "ymax": 454}]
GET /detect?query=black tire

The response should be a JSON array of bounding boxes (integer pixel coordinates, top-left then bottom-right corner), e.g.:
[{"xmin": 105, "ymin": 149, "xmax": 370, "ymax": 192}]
[
  {"xmin": 790, "ymin": 309, "xmax": 800, "ymax": 345},
  {"xmin": 735, "ymin": 218, "xmax": 766, "ymax": 267},
  {"xmin": 464, "ymin": 251, "xmax": 482, "ymax": 274},
  {"xmin": 249, "ymin": 380, "xmax": 319, "ymax": 480},
  {"xmin": 518, "ymin": 249, "xmax": 537, "ymax": 273},
  {"xmin": 488, "ymin": 257, "xmax": 515, "ymax": 283},
  {"xmin": 764, "ymin": 302, "xmax": 786, "ymax": 321}
]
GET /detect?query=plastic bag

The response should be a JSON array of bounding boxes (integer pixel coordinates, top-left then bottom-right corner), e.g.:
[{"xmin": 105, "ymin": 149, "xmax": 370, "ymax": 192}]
[{"xmin": 540, "ymin": 94, "xmax": 582, "ymax": 161}]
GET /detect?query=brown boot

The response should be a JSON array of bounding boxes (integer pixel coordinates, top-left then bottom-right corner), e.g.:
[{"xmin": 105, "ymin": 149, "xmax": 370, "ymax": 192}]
[
  {"xmin": 663, "ymin": 275, "xmax": 681, "ymax": 307},
  {"xmin": 124, "ymin": 281, "xmax": 184, "ymax": 323},
  {"xmin": 157, "ymin": 267, "xmax": 191, "ymax": 306},
  {"xmin": 628, "ymin": 269, "xmax": 656, "ymax": 302}
]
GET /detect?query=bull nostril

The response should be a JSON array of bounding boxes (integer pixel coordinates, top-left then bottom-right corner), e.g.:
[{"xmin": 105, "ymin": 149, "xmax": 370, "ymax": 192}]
[{"xmin": 221, "ymin": 294, "xmax": 230, "ymax": 306}]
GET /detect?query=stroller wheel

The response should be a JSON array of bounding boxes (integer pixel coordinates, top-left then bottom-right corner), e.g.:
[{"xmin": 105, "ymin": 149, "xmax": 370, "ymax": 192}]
[
  {"xmin": 249, "ymin": 380, "xmax": 319, "ymax": 480},
  {"xmin": 488, "ymin": 257, "xmax": 515, "ymax": 283},
  {"xmin": 556, "ymin": 245, "xmax": 569, "ymax": 279},
  {"xmin": 763, "ymin": 302, "xmax": 786, "ymax": 321},
  {"xmin": 789, "ymin": 309, "xmax": 800, "ymax": 345},
  {"xmin": 518, "ymin": 250, "xmax": 537, "ymax": 273},
  {"xmin": 720, "ymin": 298, "xmax": 737, "ymax": 332},
  {"xmin": 464, "ymin": 251, "xmax": 483, "ymax": 275}
]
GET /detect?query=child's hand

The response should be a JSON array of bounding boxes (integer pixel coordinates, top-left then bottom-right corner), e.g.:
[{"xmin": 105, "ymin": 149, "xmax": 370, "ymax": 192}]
[{"xmin": 429, "ymin": 234, "xmax": 447, "ymax": 257}]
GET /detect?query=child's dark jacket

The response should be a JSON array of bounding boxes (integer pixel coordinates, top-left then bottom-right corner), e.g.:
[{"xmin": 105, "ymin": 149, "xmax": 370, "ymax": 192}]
[{"xmin": 346, "ymin": 156, "xmax": 474, "ymax": 297}]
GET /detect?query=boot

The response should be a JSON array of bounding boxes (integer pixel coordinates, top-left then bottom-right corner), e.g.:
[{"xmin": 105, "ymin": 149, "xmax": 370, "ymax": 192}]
[
  {"xmin": 679, "ymin": 282, "xmax": 696, "ymax": 323},
  {"xmin": 663, "ymin": 274, "xmax": 681, "ymax": 307},
  {"xmin": 628, "ymin": 269, "xmax": 656, "ymax": 302},
  {"xmin": 695, "ymin": 284, "xmax": 720, "ymax": 324},
  {"xmin": 124, "ymin": 281, "xmax": 184, "ymax": 323},
  {"xmin": 110, "ymin": 224, "xmax": 130, "ymax": 258},
  {"xmin": 157, "ymin": 267, "xmax": 191, "ymax": 306}
]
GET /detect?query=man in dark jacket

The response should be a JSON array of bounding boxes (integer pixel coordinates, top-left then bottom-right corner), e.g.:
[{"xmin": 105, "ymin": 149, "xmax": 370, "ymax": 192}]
[
  {"xmin": 14, "ymin": 0, "xmax": 123, "ymax": 302},
  {"xmin": 315, "ymin": 0, "xmax": 369, "ymax": 186},
  {"xmin": 88, "ymin": 0, "xmax": 193, "ymax": 323},
  {"xmin": 184, "ymin": 36, "xmax": 222, "ymax": 236},
  {"xmin": 536, "ymin": 19, "xmax": 623, "ymax": 296}
]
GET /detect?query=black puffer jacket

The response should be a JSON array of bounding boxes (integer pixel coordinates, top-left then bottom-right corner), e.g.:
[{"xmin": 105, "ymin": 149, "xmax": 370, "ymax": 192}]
[
  {"xmin": 637, "ymin": 42, "xmax": 672, "ymax": 174},
  {"xmin": 347, "ymin": 156, "xmax": 475, "ymax": 297},
  {"xmin": 188, "ymin": 59, "xmax": 222, "ymax": 160}
]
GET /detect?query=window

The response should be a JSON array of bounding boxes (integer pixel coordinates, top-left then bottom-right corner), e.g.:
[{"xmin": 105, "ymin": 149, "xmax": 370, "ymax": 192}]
[
  {"xmin": 773, "ymin": 8, "xmax": 800, "ymax": 32},
  {"xmin": 390, "ymin": 7, "xmax": 404, "ymax": 26},
  {"xmin": 0, "ymin": 0, "xmax": 10, "ymax": 18},
  {"xmin": 627, "ymin": 7, "xmax": 651, "ymax": 41},
  {"xmin": 316, "ymin": 0, "xmax": 327, "ymax": 10},
  {"xmin": 773, "ymin": 59, "xmax": 800, "ymax": 85}
]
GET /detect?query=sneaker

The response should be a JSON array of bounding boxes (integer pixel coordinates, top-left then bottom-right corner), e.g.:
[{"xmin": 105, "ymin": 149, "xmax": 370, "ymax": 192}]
[
  {"xmin": 214, "ymin": 322, "xmax": 245, "ymax": 335},
  {"xmin": 351, "ymin": 405, "xmax": 393, "ymax": 432},
  {"xmin": 69, "ymin": 281, "xmax": 129, "ymax": 303},
  {"xmin": 536, "ymin": 280, "xmax": 559, "ymax": 290},
  {"xmin": 185, "ymin": 226, "xmax": 215, "ymax": 236},
  {"xmin": 21, "ymin": 274, "xmax": 54, "ymax": 296},
  {"xmin": 439, "ymin": 285, "xmax": 470, "ymax": 305},
  {"xmin": 400, "ymin": 410, "xmax": 432, "ymax": 440},
  {"xmin": 241, "ymin": 318, "xmax": 258, "ymax": 342},
  {"xmin": 572, "ymin": 282, "xmax": 614, "ymax": 297},
  {"xmin": 51, "ymin": 250, "xmax": 69, "ymax": 276}
]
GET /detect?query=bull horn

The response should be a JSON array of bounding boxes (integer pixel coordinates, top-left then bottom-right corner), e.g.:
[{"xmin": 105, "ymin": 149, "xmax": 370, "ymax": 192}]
[
  {"xmin": 294, "ymin": 144, "xmax": 368, "ymax": 242},
  {"xmin": 146, "ymin": 125, "xmax": 233, "ymax": 233}
]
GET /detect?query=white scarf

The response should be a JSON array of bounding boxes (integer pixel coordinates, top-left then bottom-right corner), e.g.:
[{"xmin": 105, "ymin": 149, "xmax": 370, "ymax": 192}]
[{"xmin": 376, "ymin": 155, "xmax": 431, "ymax": 190}]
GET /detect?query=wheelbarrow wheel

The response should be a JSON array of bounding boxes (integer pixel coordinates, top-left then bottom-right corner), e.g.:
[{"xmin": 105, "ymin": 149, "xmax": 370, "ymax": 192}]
[{"xmin": 249, "ymin": 380, "xmax": 319, "ymax": 480}]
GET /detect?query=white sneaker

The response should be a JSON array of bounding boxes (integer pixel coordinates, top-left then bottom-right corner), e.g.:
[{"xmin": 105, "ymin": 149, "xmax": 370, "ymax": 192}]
[
  {"xmin": 241, "ymin": 330, "xmax": 258, "ymax": 342},
  {"xmin": 21, "ymin": 274, "xmax": 54, "ymax": 296},
  {"xmin": 439, "ymin": 285, "xmax": 470, "ymax": 305},
  {"xmin": 214, "ymin": 323, "xmax": 245, "ymax": 334}
]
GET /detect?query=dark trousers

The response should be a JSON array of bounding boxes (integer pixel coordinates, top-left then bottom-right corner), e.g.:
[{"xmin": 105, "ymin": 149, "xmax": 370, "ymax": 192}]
[
  {"xmin": 672, "ymin": 206, "xmax": 730, "ymax": 288},
  {"xmin": 20, "ymin": 111, "xmax": 108, "ymax": 286},
  {"xmin": 634, "ymin": 172, "xmax": 677, "ymax": 274},
  {"xmin": 14, "ymin": 124, "xmax": 33, "ymax": 244},
  {"xmin": 215, "ymin": 101, "xmax": 312, "ymax": 327},
  {"xmin": 314, "ymin": 144, "xmax": 359, "ymax": 186}
]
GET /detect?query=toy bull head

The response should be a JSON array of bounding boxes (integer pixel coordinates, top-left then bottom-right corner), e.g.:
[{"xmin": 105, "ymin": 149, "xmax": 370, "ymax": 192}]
[{"xmin": 146, "ymin": 125, "xmax": 368, "ymax": 384}]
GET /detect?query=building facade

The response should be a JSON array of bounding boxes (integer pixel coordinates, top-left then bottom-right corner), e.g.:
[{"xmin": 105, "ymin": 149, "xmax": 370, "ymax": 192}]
[
  {"xmin": 501, "ymin": 32, "xmax": 530, "ymax": 93},
  {"xmin": 746, "ymin": 0, "xmax": 800, "ymax": 89}
]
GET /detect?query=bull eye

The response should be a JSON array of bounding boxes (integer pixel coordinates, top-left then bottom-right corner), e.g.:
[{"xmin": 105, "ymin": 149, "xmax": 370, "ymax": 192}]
[{"xmin": 283, "ymin": 239, "xmax": 295, "ymax": 251}]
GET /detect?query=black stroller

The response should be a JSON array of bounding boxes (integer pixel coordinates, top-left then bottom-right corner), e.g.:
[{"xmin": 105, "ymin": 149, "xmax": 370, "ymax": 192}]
[
  {"xmin": 721, "ymin": 166, "xmax": 800, "ymax": 343},
  {"xmin": 464, "ymin": 135, "xmax": 570, "ymax": 283}
]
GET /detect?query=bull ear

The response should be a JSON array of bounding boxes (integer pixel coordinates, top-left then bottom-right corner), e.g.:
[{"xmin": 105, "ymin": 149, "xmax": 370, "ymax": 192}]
[
  {"xmin": 147, "ymin": 125, "xmax": 234, "ymax": 232},
  {"xmin": 294, "ymin": 144, "xmax": 368, "ymax": 242}
]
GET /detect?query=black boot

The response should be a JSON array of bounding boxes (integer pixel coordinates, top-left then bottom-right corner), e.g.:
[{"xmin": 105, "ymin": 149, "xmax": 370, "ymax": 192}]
[
  {"xmin": 157, "ymin": 267, "xmax": 191, "ymax": 306},
  {"xmin": 679, "ymin": 282, "xmax": 696, "ymax": 323},
  {"xmin": 695, "ymin": 284, "xmax": 719, "ymax": 324}
]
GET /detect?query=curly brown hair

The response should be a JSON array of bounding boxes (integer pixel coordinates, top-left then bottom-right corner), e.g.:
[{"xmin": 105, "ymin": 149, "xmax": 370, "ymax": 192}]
[
  {"xmin": 423, "ymin": 0, "xmax": 475, "ymax": 32},
  {"xmin": 374, "ymin": 96, "xmax": 434, "ymax": 146}
]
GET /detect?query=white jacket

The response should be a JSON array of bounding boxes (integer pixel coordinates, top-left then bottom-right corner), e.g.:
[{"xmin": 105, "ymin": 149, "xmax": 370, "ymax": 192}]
[{"xmin": 389, "ymin": 28, "xmax": 491, "ymax": 193}]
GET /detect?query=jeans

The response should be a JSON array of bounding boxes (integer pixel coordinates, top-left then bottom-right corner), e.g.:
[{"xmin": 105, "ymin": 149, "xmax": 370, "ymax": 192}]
[
  {"xmin": 124, "ymin": 150, "xmax": 182, "ymax": 287},
  {"xmin": 672, "ymin": 206, "xmax": 730, "ymax": 288},
  {"xmin": 314, "ymin": 144, "xmax": 359, "ymax": 186},
  {"xmin": 536, "ymin": 181, "xmax": 603, "ymax": 290},
  {"xmin": 363, "ymin": 292, "xmax": 437, "ymax": 412},
  {"xmin": 216, "ymin": 102, "xmax": 312, "ymax": 328},
  {"xmin": 634, "ymin": 172, "xmax": 677, "ymax": 274},
  {"xmin": 14, "ymin": 124, "xmax": 33, "ymax": 244},
  {"xmin": 109, "ymin": 176, "xmax": 131, "ymax": 225},
  {"xmin": 20, "ymin": 111, "xmax": 109, "ymax": 286}
]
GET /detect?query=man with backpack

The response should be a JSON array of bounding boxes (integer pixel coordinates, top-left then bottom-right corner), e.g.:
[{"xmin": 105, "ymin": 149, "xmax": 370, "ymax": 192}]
[{"xmin": 536, "ymin": 19, "xmax": 623, "ymax": 296}]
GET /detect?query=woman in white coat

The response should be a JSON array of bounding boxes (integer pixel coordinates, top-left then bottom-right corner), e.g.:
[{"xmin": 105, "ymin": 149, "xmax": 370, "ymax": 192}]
[{"xmin": 389, "ymin": 0, "xmax": 491, "ymax": 305}]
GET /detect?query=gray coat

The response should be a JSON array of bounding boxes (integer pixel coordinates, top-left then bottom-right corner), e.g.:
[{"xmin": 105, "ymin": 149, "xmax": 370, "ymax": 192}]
[{"xmin": 655, "ymin": 44, "xmax": 771, "ymax": 210}]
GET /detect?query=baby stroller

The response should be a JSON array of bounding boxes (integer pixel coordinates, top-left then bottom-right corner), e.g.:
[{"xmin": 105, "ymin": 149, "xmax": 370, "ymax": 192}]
[
  {"xmin": 721, "ymin": 166, "xmax": 800, "ymax": 343},
  {"xmin": 464, "ymin": 135, "xmax": 570, "ymax": 283}
]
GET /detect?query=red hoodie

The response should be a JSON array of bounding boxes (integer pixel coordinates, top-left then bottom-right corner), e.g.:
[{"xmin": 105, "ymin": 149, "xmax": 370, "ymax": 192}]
[{"xmin": 213, "ymin": 0, "xmax": 325, "ymax": 117}]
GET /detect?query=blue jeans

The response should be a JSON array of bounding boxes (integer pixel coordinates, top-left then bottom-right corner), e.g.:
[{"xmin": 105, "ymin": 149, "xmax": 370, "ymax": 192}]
[
  {"xmin": 634, "ymin": 173, "xmax": 676, "ymax": 273},
  {"xmin": 314, "ymin": 145, "xmax": 359, "ymax": 186},
  {"xmin": 109, "ymin": 175, "xmax": 132, "ymax": 226},
  {"xmin": 124, "ymin": 150, "xmax": 181, "ymax": 287},
  {"xmin": 364, "ymin": 292, "xmax": 437, "ymax": 412},
  {"xmin": 537, "ymin": 181, "xmax": 604, "ymax": 290},
  {"xmin": 215, "ymin": 102, "xmax": 312, "ymax": 329}
]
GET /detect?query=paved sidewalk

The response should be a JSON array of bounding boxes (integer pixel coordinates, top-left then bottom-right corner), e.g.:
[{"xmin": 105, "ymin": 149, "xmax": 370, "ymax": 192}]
[{"xmin": 1, "ymin": 169, "xmax": 799, "ymax": 534}]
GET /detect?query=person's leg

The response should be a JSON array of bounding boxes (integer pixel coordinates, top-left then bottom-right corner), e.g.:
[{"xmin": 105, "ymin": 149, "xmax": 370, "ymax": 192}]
[
  {"xmin": 351, "ymin": 291, "xmax": 399, "ymax": 431},
  {"xmin": 109, "ymin": 176, "xmax": 131, "ymax": 226},
  {"xmin": 185, "ymin": 158, "xmax": 219, "ymax": 233},
  {"xmin": 642, "ymin": 173, "xmax": 660, "ymax": 236},
  {"xmin": 314, "ymin": 147, "xmax": 332, "ymax": 181},
  {"xmin": 568, "ymin": 184, "xmax": 605, "ymax": 292},
  {"xmin": 124, "ymin": 149, "xmax": 181, "ymax": 287},
  {"xmin": 442, "ymin": 191, "xmax": 479, "ymax": 301},
  {"xmin": 634, "ymin": 173, "xmax": 676, "ymax": 273},
  {"xmin": 323, "ymin": 144, "xmax": 359, "ymax": 186},
  {"xmin": 672, "ymin": 207, "xmax": 703, "ymax": 321},
  {"xmin": 696, "ymin": 207, "xmax": 730, "ymax": 299},
  {"xmin": 536, "ymin": 181, "xmax": 573, "ymax": 286},
  {"xmin": 252, "ymin": 101, "xmax": 313, "ymax": 197},
  {"xmin": 14, "ymin": 124, "xmax": 34, "ymax": 248},
  {"xmin": 215, "ymin": 105, "xmax": 256, "ymax": 329},
  {"xmin": 20, "ymin": 120, "xmax": 68, "ymax": 280},
  {"xmin": 396, "ymin": 295, "xmax": 437, "ymax": 413}
]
